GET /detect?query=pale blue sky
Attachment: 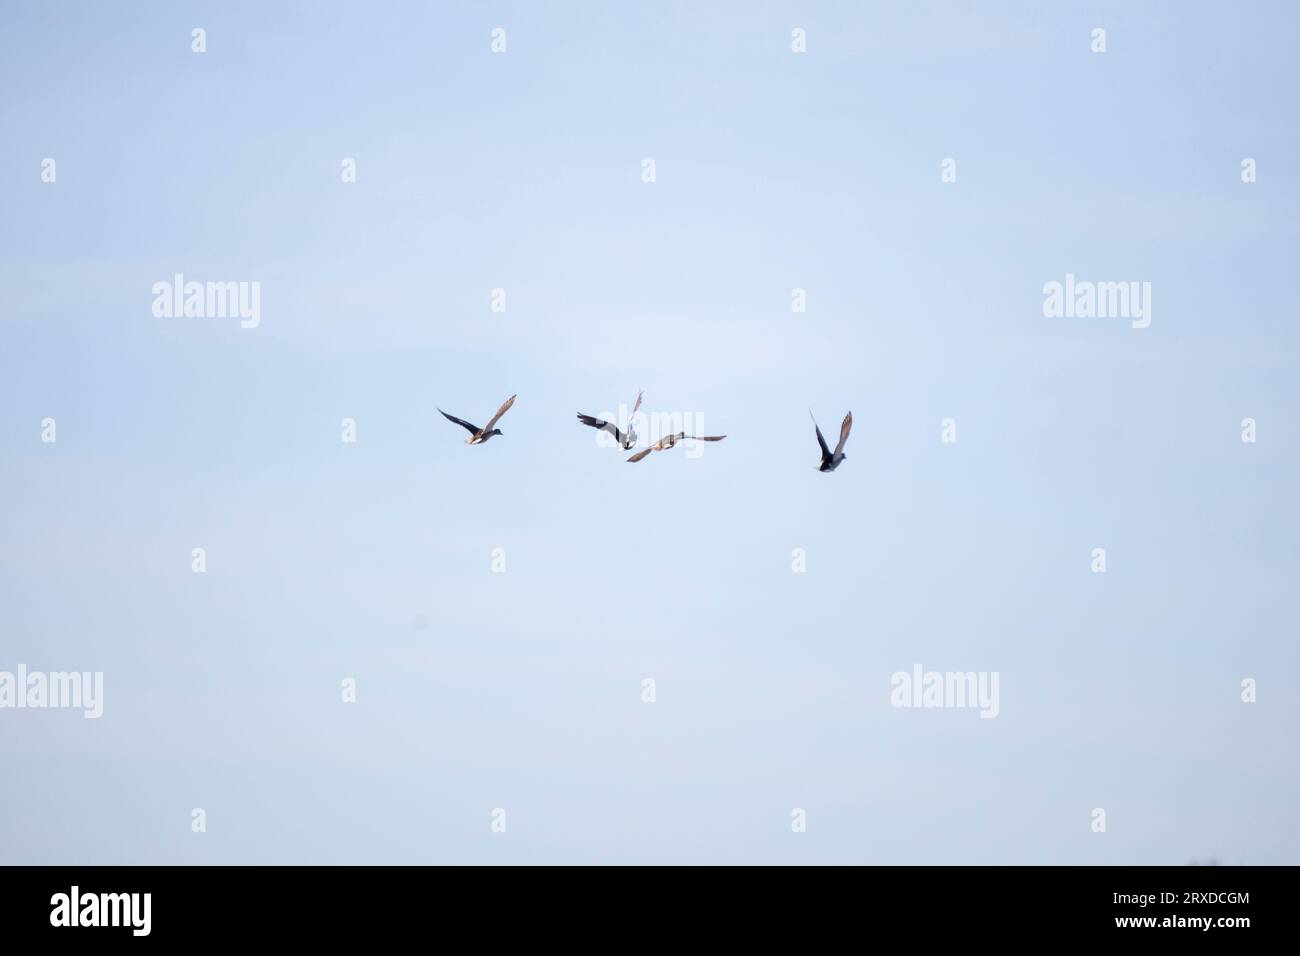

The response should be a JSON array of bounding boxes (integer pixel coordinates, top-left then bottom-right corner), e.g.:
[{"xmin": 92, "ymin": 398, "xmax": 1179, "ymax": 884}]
[{"xmin": 1, "ymin": 1, "xmax": 1297, "ymax": 863}]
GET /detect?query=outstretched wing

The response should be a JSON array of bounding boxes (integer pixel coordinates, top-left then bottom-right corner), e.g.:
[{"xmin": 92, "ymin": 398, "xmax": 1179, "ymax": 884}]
[
  {"xmin": 833, "ymin": 412, "xmax": 852, "ymax": 456},
  {"xmin": 482, "ymin": 394, "xmax": 517, "ymax": 432},
  {"xmin": 627, "ymin": 390, "xmax": 644, "ymax": 445},
  {"xmin": 439, "ymin": 409, "xmax": 481, "ymax": 437},
  {"xmin": 576, "ymin": 413, "xmax": 626, "ymax": 445},
  {"xmin": 626, "ymin": 447, "xmax": 655, "ymax": 463},
  {"xmin": 810, "ymin": 411, "xmax": 832, "ymax": 463},
  {"xmin": 684, "ymin": 435, "xmax": 727, "ymax": 442}
]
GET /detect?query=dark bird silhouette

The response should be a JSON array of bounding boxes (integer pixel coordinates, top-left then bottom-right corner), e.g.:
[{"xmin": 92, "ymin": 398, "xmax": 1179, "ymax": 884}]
[
  {"xmin": 577, "ymin": 390, "xmax": 642, "ymax": 450},
  {"xmin": 439, "ymin": 394, "xmax": 516, "ymax": 445},
  {"xmin": 811, "ymin": 409, "xmax": 851, "ymax": 472}
]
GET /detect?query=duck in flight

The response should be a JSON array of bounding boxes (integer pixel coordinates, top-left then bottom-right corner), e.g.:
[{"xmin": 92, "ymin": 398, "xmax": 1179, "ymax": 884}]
[
  {"xmin": 576, "ymin": 390, "xmax": 643, "ymax": 450},
  {"xmin": 811, "ymin": 409, "xmax": 851, "ymax": 472},
  {"xmin": 439, "ymin": 394, "xmax": 516, "ymax": 445},
  {"xmin": 627, "ymin": 431, "xmax": 726, "ymax": 463}
]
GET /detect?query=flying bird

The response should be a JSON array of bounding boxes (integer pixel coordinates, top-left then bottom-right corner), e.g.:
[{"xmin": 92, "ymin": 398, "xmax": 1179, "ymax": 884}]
[
  {"xmin": 439, "ymin": 394, "xmax": 516, "ymax": 445},
  {"xmin": 811, "ymin": 409, "xmax": 851, "ymax": 472},
  {"xmin": 626, "ymin": 431, "xmax": 726, "ymax": 463},
  {"xmin": 577, "ymin": 390, "xmax": 643, "ymax": 450}
]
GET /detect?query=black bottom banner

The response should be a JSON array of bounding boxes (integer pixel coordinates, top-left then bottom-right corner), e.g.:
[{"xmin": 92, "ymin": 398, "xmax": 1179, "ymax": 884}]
[{"xmin": 0, "ymin": 865, "xmax": 1283, "ymax": 943}]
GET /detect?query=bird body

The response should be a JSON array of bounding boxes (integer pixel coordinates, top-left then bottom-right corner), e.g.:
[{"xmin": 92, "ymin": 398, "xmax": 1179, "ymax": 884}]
[
  {"xmin": 439, "ymin": 394, "xmax": 516, "ymax": 444},
  {"xmin": 577, "ymin": 390, "xmax": 642, "ymax": 450},
  {"xmin": 811, "ymin": 410, "xmax": 852, "ymax": 471},
  {"xmin": 626, "ymin": 431, "xmax": 726, "ymax": 463}
]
